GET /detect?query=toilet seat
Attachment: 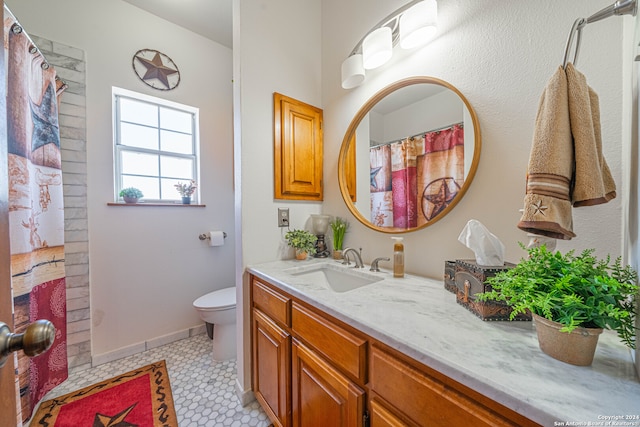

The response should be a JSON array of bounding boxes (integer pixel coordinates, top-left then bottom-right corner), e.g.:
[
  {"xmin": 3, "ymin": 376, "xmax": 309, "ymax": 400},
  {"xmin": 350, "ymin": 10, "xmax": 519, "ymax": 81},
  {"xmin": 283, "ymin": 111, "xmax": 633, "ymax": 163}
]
[{"xmin": 193, "ymin": 287, "xmax": 236, "ymax": 311}]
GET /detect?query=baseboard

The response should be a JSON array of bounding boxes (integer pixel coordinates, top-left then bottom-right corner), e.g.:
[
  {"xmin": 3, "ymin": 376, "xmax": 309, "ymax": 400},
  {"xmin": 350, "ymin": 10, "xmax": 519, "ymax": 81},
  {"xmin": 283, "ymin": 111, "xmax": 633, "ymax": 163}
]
[
  {"xmin": 92, "ymin": 325, "xmax": 205, "ymax": 367},
  {"xmin": 235, "ymin": 378, "xmax": 256, "ymax": 406}
]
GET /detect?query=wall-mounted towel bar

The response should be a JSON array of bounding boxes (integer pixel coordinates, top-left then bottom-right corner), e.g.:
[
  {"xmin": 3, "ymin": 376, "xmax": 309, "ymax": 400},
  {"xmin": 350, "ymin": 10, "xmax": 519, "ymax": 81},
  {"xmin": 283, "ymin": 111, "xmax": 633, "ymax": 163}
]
[{"xmin": 563, "ymin": 0, "xmax": 637, "ymax": 69}]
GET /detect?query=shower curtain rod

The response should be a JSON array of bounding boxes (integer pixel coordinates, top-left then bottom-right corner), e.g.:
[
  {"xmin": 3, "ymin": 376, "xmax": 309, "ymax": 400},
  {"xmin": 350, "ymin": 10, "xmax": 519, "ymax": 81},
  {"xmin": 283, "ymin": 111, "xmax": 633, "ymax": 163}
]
[
  {"xmin": 369, "ymin": 121, "xmax": 463, "ymax": 149},
  {"xmin": 4, "ymin": 5, "xmax": 52, "ymax": 72},
  {"xmin": 3, "ymin": 5, "xmax": 67, "ymax": 90},
  {"xmin": 563, "ymin": 0, "xmax": 637, "ymax": 68}
]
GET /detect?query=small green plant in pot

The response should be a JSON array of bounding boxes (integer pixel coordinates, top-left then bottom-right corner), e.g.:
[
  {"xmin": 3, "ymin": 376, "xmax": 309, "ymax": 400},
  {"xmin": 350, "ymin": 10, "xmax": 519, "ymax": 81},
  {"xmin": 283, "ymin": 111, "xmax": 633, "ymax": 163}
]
[
  {"xmin": 119, "ymin": 187, "xmax": 143, "ymax": 203},
  {"xmin": 477, "ymin": 244, "xmax": 638, "ymax": 366},
  {"xmin": 285, "ymin": 229, "xmax": 317, "ymax": 260},
  {"xmin": 329, "ymin": 217, "xmax": 349, "ymax": 259}
]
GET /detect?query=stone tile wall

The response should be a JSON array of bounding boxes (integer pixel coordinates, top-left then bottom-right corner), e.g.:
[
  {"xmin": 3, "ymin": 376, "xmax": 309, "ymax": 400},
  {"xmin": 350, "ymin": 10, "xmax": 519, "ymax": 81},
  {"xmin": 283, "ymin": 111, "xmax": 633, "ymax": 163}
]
[{"xmin": 32, "ymin": 35, "xmax": 90, "ymax": 372}]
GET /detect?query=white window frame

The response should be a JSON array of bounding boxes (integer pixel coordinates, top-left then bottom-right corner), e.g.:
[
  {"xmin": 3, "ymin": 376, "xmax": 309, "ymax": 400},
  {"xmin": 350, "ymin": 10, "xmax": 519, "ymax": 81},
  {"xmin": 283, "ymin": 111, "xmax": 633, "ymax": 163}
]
[{"xmin": 112, "ymin": 87, "xmax": 200, "ymax": 203}]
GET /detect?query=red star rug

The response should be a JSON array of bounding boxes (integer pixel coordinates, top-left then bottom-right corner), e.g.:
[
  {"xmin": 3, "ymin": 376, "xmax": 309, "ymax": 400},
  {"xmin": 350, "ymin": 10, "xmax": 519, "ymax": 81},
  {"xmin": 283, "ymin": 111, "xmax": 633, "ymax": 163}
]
[{"xmin": 30, "ymin": 360, "xmax": 178, "ymax": 427}]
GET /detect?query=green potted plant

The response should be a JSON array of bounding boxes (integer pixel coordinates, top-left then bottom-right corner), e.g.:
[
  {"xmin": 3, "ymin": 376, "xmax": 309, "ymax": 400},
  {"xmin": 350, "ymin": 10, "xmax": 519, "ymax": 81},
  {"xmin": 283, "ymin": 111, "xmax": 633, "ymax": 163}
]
[
  {"xmin": 329, "ymin": 217, "xmax": 349, "ymax": 259},
  {"xmin": 285, "ymin": 229, "xmax": 317, "ymax": 260},
  {"xmin": 477, "ymin": 244, "xmax": 638, "ymax": 366},
  {"xmin": 119, "ymin": 187, "xmax": 143, "ymax": 204},
  {"xmin": 174, "ymin": 180, "xmax": 197, "ymax": 204}
]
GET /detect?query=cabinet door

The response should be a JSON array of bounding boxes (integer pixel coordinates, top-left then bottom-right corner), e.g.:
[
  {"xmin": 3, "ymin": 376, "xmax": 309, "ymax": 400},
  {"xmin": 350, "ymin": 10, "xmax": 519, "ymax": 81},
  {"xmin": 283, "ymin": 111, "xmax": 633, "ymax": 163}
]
[
  {"xmin": 370, "ymin": 396, "xmax": 413, "ymax": 427},
  {"xmin": 253, "ymin": 308, "xmax": 291, "ymax": 427},
  {"xmin": 273, "ymin": 92, "xmax": 323, "ymax": 201},
  {"xmin": 292, "ymin": 339, "xmax": 365, "ymax": 427}
]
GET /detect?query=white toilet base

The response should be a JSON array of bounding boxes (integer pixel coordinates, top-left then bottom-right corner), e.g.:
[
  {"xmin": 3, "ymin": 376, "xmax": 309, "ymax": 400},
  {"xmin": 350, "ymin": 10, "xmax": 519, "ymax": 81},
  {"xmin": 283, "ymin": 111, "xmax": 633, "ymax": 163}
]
[{"xmin": 212, "ymin": 322, "xmax": 237, "ymax": 361}]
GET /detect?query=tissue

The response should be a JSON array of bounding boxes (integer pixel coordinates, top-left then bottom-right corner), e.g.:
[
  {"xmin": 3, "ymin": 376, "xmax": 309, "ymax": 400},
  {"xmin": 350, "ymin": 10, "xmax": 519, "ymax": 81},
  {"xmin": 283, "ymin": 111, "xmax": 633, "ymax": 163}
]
[
  {"xmin": 457, "ymin": 219, "xmax": 505, "ymax": 266},
  {"xmin": 209, "ymin": 231, "xmax": 225, "ymax": 247}
]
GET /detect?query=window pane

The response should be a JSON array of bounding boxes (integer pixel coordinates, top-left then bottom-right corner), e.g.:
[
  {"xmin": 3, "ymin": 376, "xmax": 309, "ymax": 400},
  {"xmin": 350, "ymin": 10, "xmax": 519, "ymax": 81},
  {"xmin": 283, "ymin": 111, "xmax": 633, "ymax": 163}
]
[
  {"xmin": 122, "ymin": 175, "xmax": 160, "ymax": 199},
  {"xmin": 120, "ymin": 123, "xmax": 159, "ymax": 150},
  {"xmin": 160, "ymin": 107, "xmax": 192, "ymax": 133},
  {"xmin": 114, "ymin": 89, "xmax": 199, "ymax": 202},
  {"xmin": 161, "ymin": 179, "xmax": 182, "ymax": 201},
  {"xmin": 161, "ymin": 156, "xmax": 193, "ymax": 180},
  {"xmin": 121, "ymin": 151, "xmax": 159, "ymax": 176},
  {"xmin": 121, "ymin": 98, "xmax": 158, "ymax": 127},
  {"xmin": 161, "ymin": 130, "xmax": 193, "ymax": 154}
]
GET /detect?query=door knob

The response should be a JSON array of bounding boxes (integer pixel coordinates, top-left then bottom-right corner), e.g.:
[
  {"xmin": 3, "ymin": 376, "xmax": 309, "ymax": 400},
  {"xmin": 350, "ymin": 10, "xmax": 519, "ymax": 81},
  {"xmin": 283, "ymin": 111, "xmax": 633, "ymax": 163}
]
[{"xmin": 0, "ymin": 320, "xmax": 55, "ymax": 368}]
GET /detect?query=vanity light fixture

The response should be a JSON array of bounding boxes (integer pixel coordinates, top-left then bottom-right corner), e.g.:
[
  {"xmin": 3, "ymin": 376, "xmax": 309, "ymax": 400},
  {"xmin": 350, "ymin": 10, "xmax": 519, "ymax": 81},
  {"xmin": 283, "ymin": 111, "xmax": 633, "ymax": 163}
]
[
  {"xmin": 341, "ymin": 54, "xmax": 365, "ymax": 89},
  {"xmin": 400, "ymin": 0, "xmax": 438, "ymax": 49},
  {"xmin": 362, "ymin": 27, "xmax": 393, "ymax": 69},
  {"xmin": 340, "ymin": 0, "xmax": 438, "ymax": 89}
]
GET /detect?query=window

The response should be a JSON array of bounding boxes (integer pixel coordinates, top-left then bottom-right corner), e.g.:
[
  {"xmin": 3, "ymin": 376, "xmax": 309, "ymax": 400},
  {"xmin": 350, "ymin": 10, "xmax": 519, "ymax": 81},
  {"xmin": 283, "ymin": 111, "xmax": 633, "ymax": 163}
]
[{"xmin": 113, "ymin": 87, "xmax": 199, "ymax": 203}]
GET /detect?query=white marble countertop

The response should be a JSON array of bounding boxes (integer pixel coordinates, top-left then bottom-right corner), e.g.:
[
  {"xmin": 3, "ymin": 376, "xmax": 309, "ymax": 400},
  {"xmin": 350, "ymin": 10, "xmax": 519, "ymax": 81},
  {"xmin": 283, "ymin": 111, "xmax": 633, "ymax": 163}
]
[{"xmin": 247, "ymin": 258, "xmax": 640, "ymax": 427}]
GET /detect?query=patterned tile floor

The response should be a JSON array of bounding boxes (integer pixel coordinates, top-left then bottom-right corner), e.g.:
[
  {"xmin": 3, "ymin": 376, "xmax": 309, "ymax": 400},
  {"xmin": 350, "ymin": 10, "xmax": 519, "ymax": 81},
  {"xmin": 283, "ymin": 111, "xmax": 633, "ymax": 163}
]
[{"xmin": 29, "ymin": 333, "xmax": 272, "ymax": 427}]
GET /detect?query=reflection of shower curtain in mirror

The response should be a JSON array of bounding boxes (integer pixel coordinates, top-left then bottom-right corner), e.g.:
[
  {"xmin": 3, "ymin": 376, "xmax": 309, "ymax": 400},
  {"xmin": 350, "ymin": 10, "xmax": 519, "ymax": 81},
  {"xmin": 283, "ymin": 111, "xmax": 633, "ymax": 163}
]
[
  {"xmin": 370, "ymin": 145, "xmax": 393, "ymax": 227},
  {"xmin": 391, "ymin": 137, "xmax": 424, "ymax": 228},
  {"xmin": 370, "ymin": 124, "xmax": 464, "ymax": 229},
  {"xmin": 417, "ymin": 124, "xmax": 465, "ymax": 226},
  {"xmin": 5, "ymin": 15, "xmax": 68, "ymax": 423}
]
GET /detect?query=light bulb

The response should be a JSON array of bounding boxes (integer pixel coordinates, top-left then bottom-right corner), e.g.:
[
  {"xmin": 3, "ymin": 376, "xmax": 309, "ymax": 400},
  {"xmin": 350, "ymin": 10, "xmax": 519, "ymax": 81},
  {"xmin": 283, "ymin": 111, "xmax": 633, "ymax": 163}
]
[
  {"xmin": 362, "ymin": 26, "xmax": 392, "ymax": 70},
  {"xmin": 400, "ymin": 0, "xmax": 438, "ymax": 49}
]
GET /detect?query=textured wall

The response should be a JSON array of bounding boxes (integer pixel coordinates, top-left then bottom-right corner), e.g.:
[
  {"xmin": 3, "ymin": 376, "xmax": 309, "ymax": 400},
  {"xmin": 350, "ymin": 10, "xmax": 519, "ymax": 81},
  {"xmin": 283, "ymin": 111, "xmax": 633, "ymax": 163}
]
[{"xmin": 321, "ymin": 0, "xmax": 625, "ymax": 279}]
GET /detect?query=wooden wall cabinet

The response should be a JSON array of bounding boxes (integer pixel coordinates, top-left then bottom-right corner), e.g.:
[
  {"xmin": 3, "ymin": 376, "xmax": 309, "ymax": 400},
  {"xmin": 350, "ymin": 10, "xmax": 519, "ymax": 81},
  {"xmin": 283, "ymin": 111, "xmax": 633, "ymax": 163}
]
[
  {"xmin": 273, "ymin": 93, "xmax": 323, "ymax": 201},
  {"xmin": 250, "ymin": 274, "xmax": 540, "ymax": 427}
]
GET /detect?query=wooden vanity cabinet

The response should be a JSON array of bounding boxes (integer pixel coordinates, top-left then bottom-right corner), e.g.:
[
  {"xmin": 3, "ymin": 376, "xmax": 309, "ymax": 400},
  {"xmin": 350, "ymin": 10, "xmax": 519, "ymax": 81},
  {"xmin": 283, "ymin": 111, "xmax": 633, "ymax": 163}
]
[
  {"xmin": 368, "ymin": 343, "xmax": 540, "ymax": 427},
  {"xmin": 250, "ymin": 274, "xmax": 540, "ymax": 427},
  {"xmin": 251, "ymin": 276, "xmax": 367, "ymax": 427},
  {"xmin": 252, "ymin": 279, "xmax": 292, "ymax": 427}
]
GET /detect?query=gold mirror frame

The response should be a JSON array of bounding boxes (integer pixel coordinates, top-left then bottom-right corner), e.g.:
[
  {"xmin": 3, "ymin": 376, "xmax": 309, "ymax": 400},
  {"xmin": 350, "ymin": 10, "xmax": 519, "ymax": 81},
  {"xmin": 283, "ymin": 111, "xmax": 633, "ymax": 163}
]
[{"xmin": 337, "ymin": 76, "xmax": 482, "ymax": 233}]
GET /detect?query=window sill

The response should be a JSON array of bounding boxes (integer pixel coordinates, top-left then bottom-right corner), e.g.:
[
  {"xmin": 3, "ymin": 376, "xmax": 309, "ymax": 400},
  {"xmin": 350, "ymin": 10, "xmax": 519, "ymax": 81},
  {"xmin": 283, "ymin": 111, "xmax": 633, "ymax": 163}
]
[{"xmin": 107, "ymin": 202, "xmax": 206, "ymax": 207}]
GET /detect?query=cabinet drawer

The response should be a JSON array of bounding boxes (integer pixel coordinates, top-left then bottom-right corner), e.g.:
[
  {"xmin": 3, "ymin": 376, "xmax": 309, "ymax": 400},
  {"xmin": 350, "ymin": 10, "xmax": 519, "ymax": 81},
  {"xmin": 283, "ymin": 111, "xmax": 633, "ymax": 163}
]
[
  {"xmin": 252, "ymin": 277, "xmax": 291, "ymax": 327},
  {"xmin": 291, "ymin": 302, "xmax": 367, "ymax": 382},
  {"xmin": 370, "ymin": 346, "xmax": 534, "ymax": 427}
]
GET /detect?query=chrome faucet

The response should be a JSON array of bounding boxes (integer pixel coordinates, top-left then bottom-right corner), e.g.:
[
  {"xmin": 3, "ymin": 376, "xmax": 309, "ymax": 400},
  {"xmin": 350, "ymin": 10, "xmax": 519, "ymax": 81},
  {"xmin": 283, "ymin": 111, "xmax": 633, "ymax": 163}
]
[
  {"xmin": 370, "ymin": 257, "xmax": 390, "ymax": 272},
  {"xmin": 342, "ymin": 247, "xmax": 364, "ymax": 268}
]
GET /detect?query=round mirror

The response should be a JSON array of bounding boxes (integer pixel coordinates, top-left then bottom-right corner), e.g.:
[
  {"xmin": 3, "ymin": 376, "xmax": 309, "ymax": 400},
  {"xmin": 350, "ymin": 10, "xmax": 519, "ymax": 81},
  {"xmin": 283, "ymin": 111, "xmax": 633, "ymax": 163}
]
[{"xmin": 338, "ymin": 76, "xmax": 481, "ymax": 233}]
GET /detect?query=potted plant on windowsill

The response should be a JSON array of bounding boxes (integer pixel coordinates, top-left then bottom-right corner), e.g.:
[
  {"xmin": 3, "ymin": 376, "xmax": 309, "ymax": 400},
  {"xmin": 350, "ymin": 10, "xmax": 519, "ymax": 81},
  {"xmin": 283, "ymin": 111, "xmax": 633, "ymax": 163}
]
[
  {"xmin": 119, "ymin": 187, "xmax": 143, "ymax": 204},
  {"xmin": 477, "ymin": 244, "xmax": 638, "ymax": 366},
  {"xmin": 174, "ymin": 180, "xmax": 197, "ymax": 204},
  {"xmin": 329, "ymin": 217, "xmax": 349, "ymax": 259},
  {"xmin": 285, "ymin": 229, "xmax": 317, "ymax": 260}
]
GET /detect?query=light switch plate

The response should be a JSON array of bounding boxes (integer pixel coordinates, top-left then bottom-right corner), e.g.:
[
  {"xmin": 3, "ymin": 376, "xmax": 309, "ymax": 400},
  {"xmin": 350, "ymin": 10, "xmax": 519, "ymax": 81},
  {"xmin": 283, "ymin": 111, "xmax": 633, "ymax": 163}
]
[{"xmin": 278, "ymin": 208, "xmax": 289, "ymax": 227}]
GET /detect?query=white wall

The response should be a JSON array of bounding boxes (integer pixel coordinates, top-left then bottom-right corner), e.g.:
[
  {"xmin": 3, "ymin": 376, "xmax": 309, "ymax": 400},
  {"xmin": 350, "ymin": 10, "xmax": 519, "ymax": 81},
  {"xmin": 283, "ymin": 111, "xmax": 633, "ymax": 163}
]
[
  {"xmin": 622, "ymin": 9, "xmax": 640, "ymax": 378},
  {"xmin": 6, "ymin": 0, "xmax": 235, "ymax": 358},
  {"xmin": 234, "ymin": 0, "xmax": 323, "ymax": 400},
  {"xmin": 321, "ymin": 0, "xmax": 625, "ymax": 278}
]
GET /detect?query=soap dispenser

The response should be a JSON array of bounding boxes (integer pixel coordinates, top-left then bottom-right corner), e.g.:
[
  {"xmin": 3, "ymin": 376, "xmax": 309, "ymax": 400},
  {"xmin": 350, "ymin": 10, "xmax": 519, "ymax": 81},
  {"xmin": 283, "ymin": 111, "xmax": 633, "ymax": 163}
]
[{"xmin": 391, "ymin": 237, "xmax": 404, "ymax": 278}]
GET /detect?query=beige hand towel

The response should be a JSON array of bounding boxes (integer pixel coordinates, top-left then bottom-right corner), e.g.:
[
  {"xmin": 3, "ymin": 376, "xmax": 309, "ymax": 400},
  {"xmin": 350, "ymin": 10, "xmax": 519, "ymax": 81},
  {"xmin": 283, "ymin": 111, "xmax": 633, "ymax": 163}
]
[
  {"xmin": 518, "ymin": 63, "xmax": 617, "ymax": 240},
  {"xmin": 565, "ymin": 63, "xmax": 616, "ymax": 206},
  {"xmin": 518, "ymin": 66, "xmax": 575, "ymax": 240}
]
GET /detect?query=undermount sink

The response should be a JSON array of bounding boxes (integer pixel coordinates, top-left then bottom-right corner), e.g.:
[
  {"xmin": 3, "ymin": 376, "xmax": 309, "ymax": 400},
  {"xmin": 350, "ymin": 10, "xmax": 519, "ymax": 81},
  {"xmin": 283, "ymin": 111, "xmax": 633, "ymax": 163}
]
[{"xmin": 284, "ymin": 262, "xmax": 383, "ymax": 293}]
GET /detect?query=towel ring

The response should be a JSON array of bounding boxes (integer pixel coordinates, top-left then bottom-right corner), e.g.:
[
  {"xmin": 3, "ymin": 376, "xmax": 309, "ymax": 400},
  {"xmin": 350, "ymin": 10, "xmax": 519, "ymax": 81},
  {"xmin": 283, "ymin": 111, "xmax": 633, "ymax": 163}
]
[{"xmin": 562, "ymin": 17, "xmax": 586, "ymax": 69}]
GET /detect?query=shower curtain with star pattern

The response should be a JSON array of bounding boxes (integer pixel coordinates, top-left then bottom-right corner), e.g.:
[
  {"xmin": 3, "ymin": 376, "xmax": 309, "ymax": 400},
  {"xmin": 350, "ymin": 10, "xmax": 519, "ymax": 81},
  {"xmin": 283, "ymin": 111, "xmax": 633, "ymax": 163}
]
[
  {"xmin": 369, "ymin": 124, "xmax": 464, "ymax": 229},
  {"xmin": 4, "ymin": 15, "xmax": 68, "ymax": 424}
]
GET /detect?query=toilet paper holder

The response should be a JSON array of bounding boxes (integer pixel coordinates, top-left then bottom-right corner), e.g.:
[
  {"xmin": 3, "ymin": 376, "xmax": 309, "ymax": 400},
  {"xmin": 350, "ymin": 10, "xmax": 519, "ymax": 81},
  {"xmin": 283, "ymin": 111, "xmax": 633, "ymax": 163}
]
[{"xmin": 199, "ymin": 232, "xmax": 227, "ymax": 241}]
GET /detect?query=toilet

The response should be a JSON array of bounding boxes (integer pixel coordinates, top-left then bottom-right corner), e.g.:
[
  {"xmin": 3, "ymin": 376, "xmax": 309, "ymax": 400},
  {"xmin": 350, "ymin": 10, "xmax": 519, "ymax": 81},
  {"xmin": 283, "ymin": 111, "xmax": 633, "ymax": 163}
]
[{"xmin": 193, "ymin": 286, "xmax": 237, "ymax": 361}]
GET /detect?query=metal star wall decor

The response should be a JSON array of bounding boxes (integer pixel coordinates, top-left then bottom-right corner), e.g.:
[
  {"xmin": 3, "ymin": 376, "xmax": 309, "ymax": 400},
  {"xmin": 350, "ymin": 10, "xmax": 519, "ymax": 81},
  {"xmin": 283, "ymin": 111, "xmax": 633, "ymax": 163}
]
[{"xmin": 132, "ymin": 49, "xmax": 180, "ymax": 91}]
